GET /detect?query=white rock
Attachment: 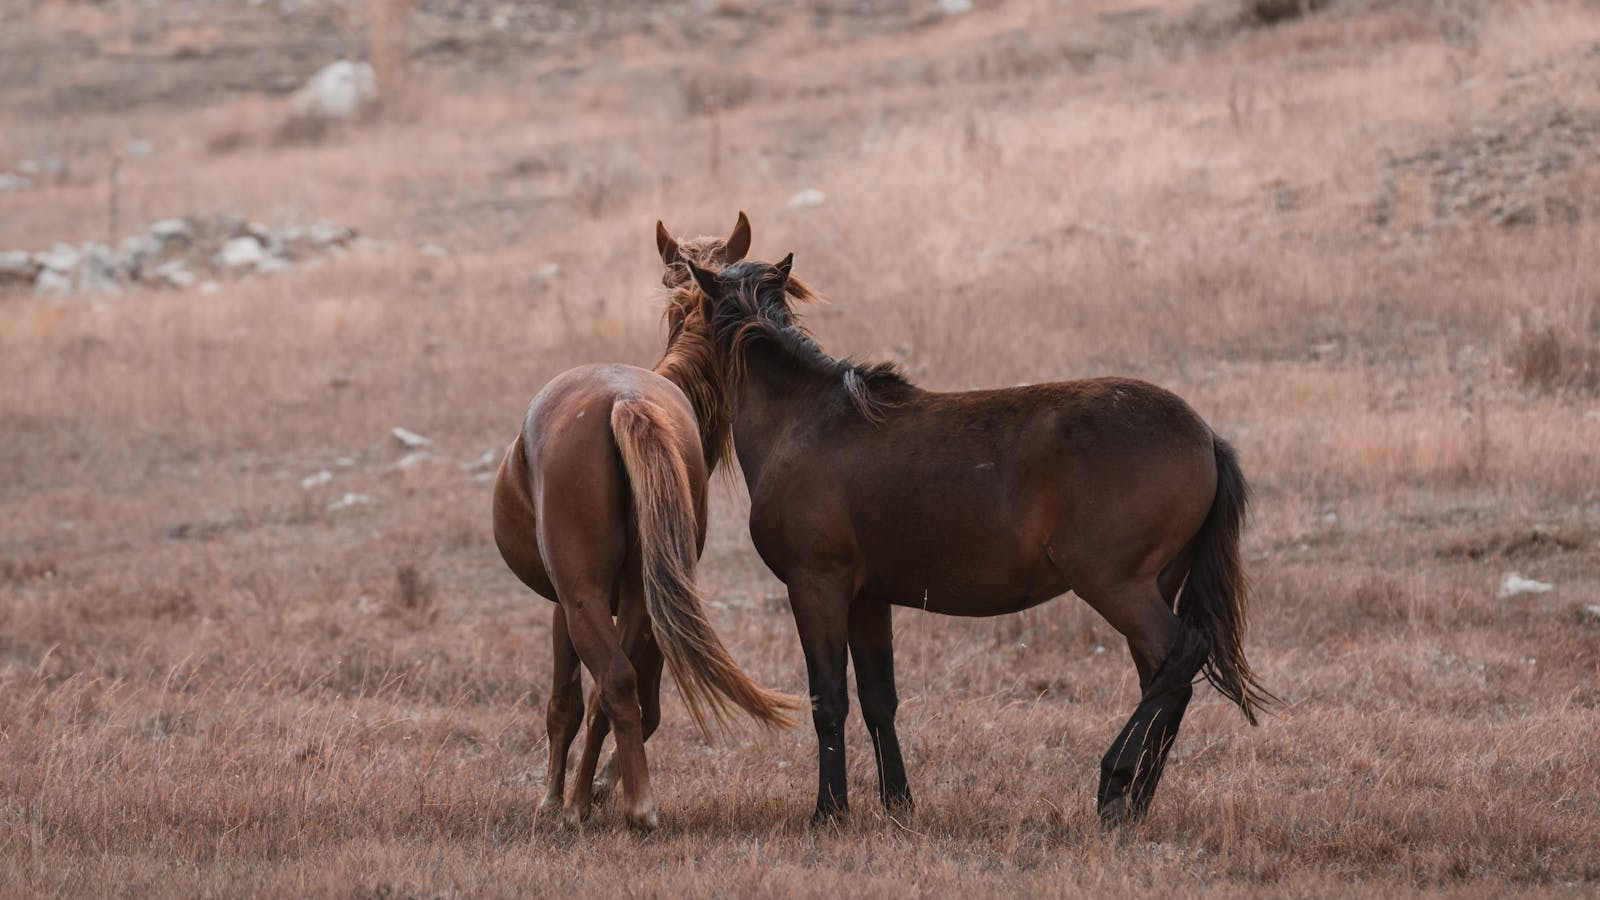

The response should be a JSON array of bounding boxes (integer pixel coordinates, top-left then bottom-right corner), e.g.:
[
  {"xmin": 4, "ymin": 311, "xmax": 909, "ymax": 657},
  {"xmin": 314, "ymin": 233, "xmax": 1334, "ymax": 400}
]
[
  {"xmin": 327, "ymin": 492, "xmax": 376, "ymax": 512},
  {"xmin": 218, "ymin": 236, "xmax": 264, "ymax": 270},
  {"xmin": 118, "ymin": 234, "xmax": 161, "ymax": 272},
  {"xmin": 256, "ymin": 256, "xmax": 296, "ymax": 275},
  {"xmin": 0, "ymin": 250, "xmax": 39, "ymax": 285},
  {"xmin": 1584, "ymin": 604, "xmax": 1600, "ymax": 622},
  {"xmin": 1497, "ymin": 573, "xmax": 1553, "ymax": 599},
  {"xmin": 198, "ymin": 281, "xmax": 222, "ymax": 296},
  {"xmin": 149, "ymin": 219, "xmax": 195, "ymax": 244},
  {"xmin": 304, "ymin": 222, "xmax": 354, "ymax": 247},
  {"xmin": 125, "ymin": 139, "xmax": 154, "ymax": 158},
  {"xmin": 18, "ymin": 156, "xmax": 63, "ymax": 177},
  {"xmin": 289, "ymin": 60, "xmax": 377, "ymax": 121},
  {"xmin": 420, "ymin": 244, "xmax": 449, "ymax": 259},
  {"xmin": 36, "ymin": 268, "xmax": 72, "ymax": 295},
  {"xmin": 154, "ymin": 259, "xmax": 195, "ymax": 288},
  {"xmin": 536, "ymin": 262, "xmax": 561, "ymax": 279},
  {"xmin": 0, "ymin": 173, "xmax": 33, "ymax": 192},
  {"xmin": 77, "ymin": 244, "xmax": 122, "ymax": 295},
  {"xmin": 395, "ymin": 451, "xmax": 431, "ymax": 470},
  {"xmin": 788, "ymin": 188, "xmax": 827, "ymax": 207},
  {"xmin": 300, "ymin": 470, "xmax": 334, "ymax": 489},
  {"xmin": 392, "ymin": 426, "xmax": 431, "ymax": 449},
  {"xmin": 461, "ymin": 449, "xmax": 500, "ymax": 471},
  {"xmin": 37, "ymin": 243, "xmax": 80, "ymax": 272},
  {"xmin": 937, "ymin": 0, "xmax": 973, "ymax": 14}
]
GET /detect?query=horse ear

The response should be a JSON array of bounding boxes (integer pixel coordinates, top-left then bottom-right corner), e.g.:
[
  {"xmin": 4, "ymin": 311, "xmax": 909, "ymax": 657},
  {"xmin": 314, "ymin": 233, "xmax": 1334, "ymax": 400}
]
[
  {"xmin": 686, "ymin": 260, "xmax": 720, "ymax": 297},
  {"xmin": 775, "ymin": 252, "xmax": 793, "ymax": 280},
  {"xmin": 724, "ymin": 211, "xmax": 752, "ymax": 263},
  {"xmin": 656, "ymin": 220, "xmax": 680, "ymax": 266}
]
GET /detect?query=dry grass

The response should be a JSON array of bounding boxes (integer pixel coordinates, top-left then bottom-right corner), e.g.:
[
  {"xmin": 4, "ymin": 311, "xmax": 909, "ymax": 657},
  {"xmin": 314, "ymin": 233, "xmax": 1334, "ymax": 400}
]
[{"xmin": 2, "ymin": 0, "xmax": 1599, "ymax": 896}]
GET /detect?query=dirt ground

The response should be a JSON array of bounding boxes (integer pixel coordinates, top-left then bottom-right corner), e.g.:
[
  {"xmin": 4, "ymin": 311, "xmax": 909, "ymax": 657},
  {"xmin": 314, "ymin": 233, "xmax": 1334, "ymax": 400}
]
[{"xmin": 2, "ymin": 0, "xmax": 1598, "ymax": 896}]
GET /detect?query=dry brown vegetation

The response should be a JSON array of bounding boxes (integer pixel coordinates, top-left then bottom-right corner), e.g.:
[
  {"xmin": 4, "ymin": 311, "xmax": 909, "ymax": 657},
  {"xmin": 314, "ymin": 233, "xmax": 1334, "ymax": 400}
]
[{"xmin": 2, "ymin": 0, "xmax": 1599, "ymax": 896}]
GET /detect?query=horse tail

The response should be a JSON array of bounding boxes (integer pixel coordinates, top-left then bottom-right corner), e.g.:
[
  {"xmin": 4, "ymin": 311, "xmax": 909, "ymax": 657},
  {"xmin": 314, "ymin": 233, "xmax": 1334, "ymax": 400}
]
[
  {"xmin": 610, "ymin": 397, "xmax": 802, "ymax": 735},
  {"xmin": 1178, "ymin": 434, "xmax": 1276, "ymax": 725}
]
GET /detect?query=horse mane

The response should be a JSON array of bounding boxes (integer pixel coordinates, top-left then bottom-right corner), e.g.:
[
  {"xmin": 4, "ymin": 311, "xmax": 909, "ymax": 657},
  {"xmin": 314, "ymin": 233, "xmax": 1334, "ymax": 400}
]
[
  {"xmin": 653, "ymin": 241, "xmax": 735, "ymax": 473},
  {"xmin": 713, "ymin": 263, "xmax": 913, "ymax": 424}
]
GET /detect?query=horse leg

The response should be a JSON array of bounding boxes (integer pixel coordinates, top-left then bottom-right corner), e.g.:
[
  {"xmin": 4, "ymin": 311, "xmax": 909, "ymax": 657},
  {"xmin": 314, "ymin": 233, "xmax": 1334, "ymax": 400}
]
[
  {"xmin": 1083, "ymin": 582, "xmax": 1208, "ymax": 825},
  {"xmin": 538, "ymin": 605, "xmax": 584, "ymax": 824},
  {"xmin": 560, "ymin": 586, "xmax": 657, "ymax": 830},
  {"xmin": 848, "ymin": 600, "xmax": 912, "ymax": 814},
  {"xmin": 568, "ymin": 691, "xmax": 611, "ymax": 822},
  {"xmin": 593, "ymin": 599, "xmax": 663, "ymax": 805},
  {"xmin": 789, "ymin": 576, "xmax": 853, "ymax": 825}
]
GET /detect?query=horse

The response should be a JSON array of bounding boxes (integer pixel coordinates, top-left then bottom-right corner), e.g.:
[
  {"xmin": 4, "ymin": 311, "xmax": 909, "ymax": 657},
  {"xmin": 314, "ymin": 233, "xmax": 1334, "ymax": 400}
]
[
  {"xmin": 491, "ymin": 214, "xmax": 799, "ymax": 831},
  {"xmin": 676, "ymin": 254, "xmax": 1274, "ymax": 825}
]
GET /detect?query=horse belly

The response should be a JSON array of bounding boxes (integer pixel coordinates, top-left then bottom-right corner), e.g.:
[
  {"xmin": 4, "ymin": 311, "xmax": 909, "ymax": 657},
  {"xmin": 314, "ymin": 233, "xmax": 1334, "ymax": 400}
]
[{"xmin": 869, "ymin": 546, "xmax": 1066, "ymax": 618}]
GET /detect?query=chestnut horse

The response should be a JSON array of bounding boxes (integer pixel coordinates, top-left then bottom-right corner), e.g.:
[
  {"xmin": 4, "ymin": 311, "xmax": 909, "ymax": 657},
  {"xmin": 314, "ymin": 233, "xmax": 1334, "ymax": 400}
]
[
  {"xmin": 679, "ymin": 254, "xmax": 1273, "ymax": 825},
  {"xmin": 492, "ymin": 214, "xmax": 798, "ymax": 830}
]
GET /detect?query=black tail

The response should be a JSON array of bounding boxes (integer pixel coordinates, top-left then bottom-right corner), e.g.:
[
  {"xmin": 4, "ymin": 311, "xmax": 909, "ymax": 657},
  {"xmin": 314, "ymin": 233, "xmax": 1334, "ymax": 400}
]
[{"xmin": 1179, "ymin": 435, "xmax": 1275, "ymax": 725}]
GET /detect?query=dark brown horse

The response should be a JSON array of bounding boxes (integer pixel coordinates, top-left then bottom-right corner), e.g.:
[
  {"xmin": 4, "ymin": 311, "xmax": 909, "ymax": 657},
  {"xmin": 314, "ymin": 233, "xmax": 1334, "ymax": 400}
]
[
  {"xmin": 679, "ymin": 254, "xmax": 1273, "ymax": 825},
  {"xmin": 492, "ymin": 214, "xmax": 798, "ymax": 830}
]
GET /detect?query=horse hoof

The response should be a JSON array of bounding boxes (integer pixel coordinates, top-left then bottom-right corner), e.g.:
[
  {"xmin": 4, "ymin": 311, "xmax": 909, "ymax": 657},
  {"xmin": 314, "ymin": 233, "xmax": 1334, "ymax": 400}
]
[
  {"xmin": 809, "ymin": 807, "xmax": 847, "ymax": 829},
  {"xmin": 626, "ymin": 806, "xmax": 659, "ymax": 831},
  {"xmin": 561, "ymin": 804, "xmax": 589, "ymax": 829},
  {"xmin": 1097, "ymin": 796, "xmax": 1139, "ymax": 828}
]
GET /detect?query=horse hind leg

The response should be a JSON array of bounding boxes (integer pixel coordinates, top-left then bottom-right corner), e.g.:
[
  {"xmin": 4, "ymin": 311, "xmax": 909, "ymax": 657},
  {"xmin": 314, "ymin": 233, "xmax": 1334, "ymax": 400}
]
[
  {"xmin": 561, "ymin": 580, "xmax": 657, "ymax": 830},
  {"xmin": 1081, "ymin": 580, "xmax": 1208, "ymax": 825},
  {"xmin": 538, "ymin": 606, "xmax": 584, "ymax": 825},
  {"xmin": 592, "ymin": 622, "xmax": 663, "ymax": 806}
]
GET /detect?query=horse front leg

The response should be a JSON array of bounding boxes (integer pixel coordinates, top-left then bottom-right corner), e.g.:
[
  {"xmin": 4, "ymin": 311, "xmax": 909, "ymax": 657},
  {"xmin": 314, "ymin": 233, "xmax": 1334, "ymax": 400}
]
[
  {"xmin": 848, "ymin": 600, "xmax": 912, "ymax": 815},
  {"xmin": 789, "ymin": 575, "xmax": 853, "ymax": 825}
]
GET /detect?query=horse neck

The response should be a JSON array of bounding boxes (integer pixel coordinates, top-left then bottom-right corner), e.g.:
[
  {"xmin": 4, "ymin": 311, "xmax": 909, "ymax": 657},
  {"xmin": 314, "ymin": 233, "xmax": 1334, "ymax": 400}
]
[
  {"xmin": 727, "ymin": 338, "xmax": 836, "ymax": 486},
  {"xmin": 653, "ymin": 334, "xmax": 731, "ymax": 472}
]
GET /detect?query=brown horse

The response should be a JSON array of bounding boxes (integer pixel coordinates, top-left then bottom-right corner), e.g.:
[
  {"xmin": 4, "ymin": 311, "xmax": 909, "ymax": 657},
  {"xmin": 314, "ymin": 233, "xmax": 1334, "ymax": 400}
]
[
  {"xmin": 679, "ymin": 254, "xmax": 1273, "ymax": 825},
  {"xmin": 492, "ymin": 214, "xmax": 798, "ymax": 830}
]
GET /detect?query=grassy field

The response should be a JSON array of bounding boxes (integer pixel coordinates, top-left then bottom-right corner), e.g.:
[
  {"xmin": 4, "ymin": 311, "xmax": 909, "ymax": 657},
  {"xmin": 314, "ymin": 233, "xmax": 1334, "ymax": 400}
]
[{"xmin": 2, "ymin": 0, "xmax": 1598, "ymax": 895}]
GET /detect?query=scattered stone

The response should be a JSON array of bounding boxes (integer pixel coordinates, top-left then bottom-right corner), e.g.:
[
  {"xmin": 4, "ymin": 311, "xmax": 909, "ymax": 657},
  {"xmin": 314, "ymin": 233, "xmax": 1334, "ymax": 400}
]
[
  {"xmin": 198, "ymin": 281, "xmax": 222, "ymax": 296},
  {"xmin": 77, "ymin": 244, "xmax": 122, "ymax": 295},
  {"xmin": 289, "ymin": 60, "xmax": 378, "ymax": 122},
  {"xmin": 35, "ymin": 269, "xmax": 72, "ymax": 295},
  {"xmin": 392, "ymin": 427, "xmax": 431, "ymax": 449},
  {"xmin": 789, "ymin": 188, "xmax": 827, "ymax": 207},
  {"xmin": 300, "ymin": 470, "xmax": 334, "ymax": 489},
  {"xmin": 37, "ymin": 243, "xmax": 80, "ymax": 273},
  {"xmin": 937, "ymin": 0, "xmax": 973, "ymax": 14},
  {"xmin": 218, "ymin": 236, "xmax": 265, "ymax": 271},
  {"xmin": 0, "ymin": 251, "xmax": 40, "ymax": 286},
  {"xmin": 0, "ymin": 173, "xmax": 32, "ymax": 192},
  {"xmin": 149, "ymin": 219, "xmax": 195, "ymax": 245},
  {"xmin": 395, "ymin": 451, "xmax": 432, "ymax": 470},
  {"xmin": 256, "ymin": 257, "xmax": 296, "ymax": 276},
  {"xmin": 536, "ymin": 262, "xmax": 561, "ymax": 279},
  {"xmin": 421, "ymin": 243, "xmax": 449, "ymax": 259},
  {"xmin": 1497, "ymin": 573, "xmax": 1554, "ymax": 599},
  {"xmin": 125, "ymin": 139, "xmax": 154, "ymax": 158},
  {"xmin": 461, "ymin": 449, "xmax": 500, "ymax": 471},
  {"xmin": 2, "ymin": 215, "xmax": 361, "ymax": 295},
  {"xmin": 327, "ymin": 492, "xmax": 376, "ymax": 512},
  {"xmin": 17, "ymin": 156, "xmax": 64, "ymax": 178}
]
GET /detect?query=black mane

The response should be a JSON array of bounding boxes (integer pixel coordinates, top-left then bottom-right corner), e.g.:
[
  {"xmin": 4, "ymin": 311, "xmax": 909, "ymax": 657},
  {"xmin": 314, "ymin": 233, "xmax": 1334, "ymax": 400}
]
[{"xmin": 708, "ymin": 261, "xmax": 913, "ymax": 423}]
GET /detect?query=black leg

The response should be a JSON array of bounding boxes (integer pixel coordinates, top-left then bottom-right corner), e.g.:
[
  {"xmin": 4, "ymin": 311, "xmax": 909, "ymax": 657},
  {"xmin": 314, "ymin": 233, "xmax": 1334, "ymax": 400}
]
[
  {"xmin": 1097, "ymin": 627, "xmax": 1208, "ymax": 824},
  {"xmin": 848, "ymin": 600, "xmax": 912, "ymax": 813},
  {"xmin": 789, "ymin": 578, "xmax": 852, "ymax": 824}
]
